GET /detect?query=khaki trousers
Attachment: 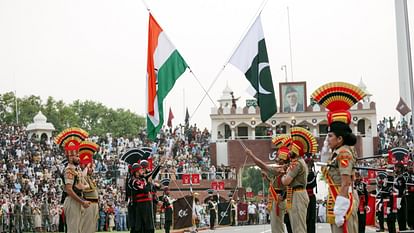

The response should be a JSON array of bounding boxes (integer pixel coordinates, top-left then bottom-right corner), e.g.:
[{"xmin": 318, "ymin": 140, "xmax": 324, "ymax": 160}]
[
  {"xmin": 288, "ymin": 190, "xmax": 309, "ymax": 233},
  {"xmin": 330, "ymin": 191, "xmax": 359, "ymax": 233},
  {"xmin": 270, "ymin": 197, "xmax": 286, "ymax": 233},
  {"xmin": 63, "ymin": 197, "xmax": 82, "ymax": 233},
  {"xmin": 81, "ymin": 202, "xmax": 99, "ymax": 233}
]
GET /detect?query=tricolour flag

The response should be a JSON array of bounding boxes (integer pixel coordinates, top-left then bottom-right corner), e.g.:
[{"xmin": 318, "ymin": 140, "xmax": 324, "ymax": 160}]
[
  {"xmin": 229, "ymin": 15, "xmax": 277, "ymax": 122},
  {"xmin": 147, "ymin": 14, "xmax": 188, "ymax": 140}
]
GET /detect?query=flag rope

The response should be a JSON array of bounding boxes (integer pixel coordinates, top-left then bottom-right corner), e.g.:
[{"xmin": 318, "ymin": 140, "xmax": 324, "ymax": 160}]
[{"xmin": 141, "ymin": 0, "xmax": 271, "ymax": 231}]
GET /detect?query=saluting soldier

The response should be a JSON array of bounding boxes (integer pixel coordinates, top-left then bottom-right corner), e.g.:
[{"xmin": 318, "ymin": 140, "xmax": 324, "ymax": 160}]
[
  {"xmin": 355, "ymin": 172, "xmax": 368, "ymax": 233},
  {"xmin": 245, "ymin": 134, "xmax": 292, "ymax": 233},
  {"xmin": 311, "ymin": 82, "xmax": 365, "ymax": 233},
  {"xmin": 79, "ymin": 141, "xmax": 100, "ymax": 233},
  {"xmin": 54, "ymin": 128, "xmax": 91, "ymax": 233}
]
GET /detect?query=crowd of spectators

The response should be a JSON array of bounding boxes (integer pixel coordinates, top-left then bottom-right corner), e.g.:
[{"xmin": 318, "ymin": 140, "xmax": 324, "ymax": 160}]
[{"xmin": 0, "ymin": 122, "xmax": 236, "ymax": 232}]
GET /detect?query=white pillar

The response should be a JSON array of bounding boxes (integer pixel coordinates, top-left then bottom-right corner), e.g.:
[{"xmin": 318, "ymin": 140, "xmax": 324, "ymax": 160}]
[
  {"xmin": 251, "ymin": 127, "xmax": 256, "ymax": 139},
  {"xmin": 231, "ymin": 128, "xmax": 236, "ymax": 140},
  {"xmin": 395, "ymin": 0, "xmax": 414, "ymax": 123}
]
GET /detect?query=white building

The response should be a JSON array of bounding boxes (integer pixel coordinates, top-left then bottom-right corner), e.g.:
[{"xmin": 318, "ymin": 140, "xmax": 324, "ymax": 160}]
[
  {"xmin": 26, "ymin": 111, "xmax": 55, "ymax": 142},
  {"xmin": 210, "ymin": 81, "xmax": 378, "ymax": 157}
]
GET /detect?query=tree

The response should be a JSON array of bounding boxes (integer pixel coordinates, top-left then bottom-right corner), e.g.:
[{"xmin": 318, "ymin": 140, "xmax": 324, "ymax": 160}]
[
  {"xmin": 0, "ymin": 92, "xmax": 146, "ymax": 137},
  {"xmin": 241, "ymin": 166, "xmax": 269, "ymax": 195}
]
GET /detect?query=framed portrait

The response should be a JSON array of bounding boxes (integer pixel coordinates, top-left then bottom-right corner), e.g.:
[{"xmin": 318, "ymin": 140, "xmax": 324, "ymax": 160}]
[{"xmin": 279, "ymin": 82, "xmax": 307, "ymax": 113}]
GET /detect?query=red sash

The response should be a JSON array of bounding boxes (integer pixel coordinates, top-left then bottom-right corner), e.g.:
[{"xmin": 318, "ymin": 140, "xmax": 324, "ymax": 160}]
[
  {"xmin": 324, "ymin": 168, "xmax": 354, "ymax": 233},
  {"xmin": 269, "ymin": 185, "xmax": 280, "ymax": 216}
]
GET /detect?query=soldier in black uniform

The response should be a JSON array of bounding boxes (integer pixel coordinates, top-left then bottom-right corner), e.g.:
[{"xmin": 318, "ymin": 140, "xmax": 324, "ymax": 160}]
[
  {"xmin": 384, "ymin": 170, "xmax": 397, "ymax": 233},
  {"xmin": 207, "ymin": 190, "xmax": 217, "ymax": 230},
  {"xmin": 128, "ymin": 163, "xmax": 155, "ymax": 233},
  {"xmin": 406, "ymin": 160, "xmax": 414, "ymax": 230},
  {"xmin": 161, "ymin": 187, "xmax": 173, "ymax": 233},
  {"xmin": 126, "ymin": 163, "xmax": 138, "ymax": 233},
  {"xmin": 141, "ymin": 159, "xmax": 162, "ymax": 224},
  {"xmin": 394, "ymin": 163, "xmax": 407, "ymax": 231},
  {"xmin": 375, "ymin": 172, "xmax": 387, "ymax": 232},
  {"xmin": 355, "ymin": 172, "xmax": 368, "ymax": 233},
  {"xmin": 305, "ymin": 153, "xmax": 317, "ymax": 233}
]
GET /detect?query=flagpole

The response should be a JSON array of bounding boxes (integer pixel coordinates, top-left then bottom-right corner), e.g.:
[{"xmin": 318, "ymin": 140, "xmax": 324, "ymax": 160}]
[
  {"xmin": 141, "ymin": 0, "xmax": 150, "ymax": 12},
  {"xmin": 287, "ymin": 7, "xmax": 294, "ymax": 82}
]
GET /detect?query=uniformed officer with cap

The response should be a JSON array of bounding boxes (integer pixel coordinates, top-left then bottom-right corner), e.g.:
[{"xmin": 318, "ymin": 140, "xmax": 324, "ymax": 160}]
[
  {"xmin": 79, "ymin": 141, "xmax": 100, "ymax": 233},
  {"xmin": 375, "ymin": 171, "xmax": 387, "ymax": 232},
  {"xmin": 355, "ymin": 171, "xmax": 368, "ymax": 233},
  {"xmin": 311, "ymin": 82, "xmax": 366, "ymax": 233},
  {"xmin": 246, "ymin": 134, "xmax": 292, "ymax": 233},
  {"xmin": 54, "ymin": 128, "xmax": 91, "ymax": 233},
  {"xmin": 280, "ymin": 127, "xmax": 317, "ymax": 233},
  {"xmin": 129, "ymin": 162, "xmax": 155, "ymax": 233},
  {"xmin": 160, "ymin": 178, "xmax": 173, "ymax": 233},
  {"xmin": 207, "ymin": 189, "xmax": 217, "ymax": 230}
]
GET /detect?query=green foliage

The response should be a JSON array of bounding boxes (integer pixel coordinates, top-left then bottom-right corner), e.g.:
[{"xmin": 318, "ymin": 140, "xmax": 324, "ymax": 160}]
[
  {"xmin": 241, "ymin": 166, "xmax": 269, "ymax": 195},
  {"xmin": 0, "ymin": 92, "xmax": 145, "ymax": 137}
]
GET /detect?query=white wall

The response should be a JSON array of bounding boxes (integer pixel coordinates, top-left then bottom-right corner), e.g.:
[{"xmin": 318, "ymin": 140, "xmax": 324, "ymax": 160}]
[{"xmin": 216, "ymin": 142, "xmax": 228, "ymax": 166}]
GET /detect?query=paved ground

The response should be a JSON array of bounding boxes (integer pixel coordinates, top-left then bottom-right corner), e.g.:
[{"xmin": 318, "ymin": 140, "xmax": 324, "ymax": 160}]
[
  {"xmin": 201, "ymin": 223, "xmax": 378, "ymax": 233},
  {"xmin": 35, "ymin": 223, "xmax": 378, "ymax": 233}
]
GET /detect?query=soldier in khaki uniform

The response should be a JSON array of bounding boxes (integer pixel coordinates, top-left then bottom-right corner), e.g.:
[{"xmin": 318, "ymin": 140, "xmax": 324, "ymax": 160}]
[
  {"xmin": 311, "ymin": 82, "xmax": 366, "ymax": 233},
  {"xmin": 246, "ymin": 135, "xmax": 292, "ymax": 233},
  {"xmin": 79, "ymin": 141, "xmax": 100, "ymax": 233},
  {"xmin": 55, "ymin": 128, "xmax": 91, "ymax": 233},
  {"xmin": 280, "ymin": 127, "xmax": 317, "ymax": 233}
]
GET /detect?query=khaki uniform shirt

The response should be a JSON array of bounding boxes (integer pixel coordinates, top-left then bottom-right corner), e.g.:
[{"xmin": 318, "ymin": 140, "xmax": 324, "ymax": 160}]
[
  {"xmin": 287, "ymin": 157, "xmax": 308, "ymax": 188},
  {"xmin": 64, "ymin": 164, "xmax": 78, "ymax": 186},
  {"xmin": 327, "ymin": 145, "xmax": 356, "ymax": 185},
  {"xmin": 83, "ymin": 175, "xmax": 99, "ymax": 200}
]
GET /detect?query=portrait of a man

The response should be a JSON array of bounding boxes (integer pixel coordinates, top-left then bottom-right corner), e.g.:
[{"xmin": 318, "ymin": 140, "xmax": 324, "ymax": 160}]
[{"xmin": 279, "ymin": 82, "xmax": 307, "ymax": 113}]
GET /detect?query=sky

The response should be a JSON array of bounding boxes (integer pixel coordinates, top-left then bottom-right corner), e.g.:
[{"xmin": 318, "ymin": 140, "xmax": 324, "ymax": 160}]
[{"xmin": 1, "ymin": 0, "xmax": 413, "ymax": 129}]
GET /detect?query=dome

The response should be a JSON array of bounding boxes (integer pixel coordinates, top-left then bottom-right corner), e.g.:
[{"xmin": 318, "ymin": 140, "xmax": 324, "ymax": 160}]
[
  {"xmin": 26, "ymin": 111, "xmax": 55, "ymax": 131},
  {"xmin": 358, "ymin": 77, "xmax": 367, "ymax": 91},
  {"xmin": 219, "ymin": 83, "xmax": 233, "ymax": 100},
  {"xmin": 33, "ymin": 111, "xmax": 47, "ymax": 123}
]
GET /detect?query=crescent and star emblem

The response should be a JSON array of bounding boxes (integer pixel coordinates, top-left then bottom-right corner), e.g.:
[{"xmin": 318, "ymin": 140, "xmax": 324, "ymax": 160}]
[{"xmin": 258, "ymin": 62, "xmax": 272, "ymax": 95}]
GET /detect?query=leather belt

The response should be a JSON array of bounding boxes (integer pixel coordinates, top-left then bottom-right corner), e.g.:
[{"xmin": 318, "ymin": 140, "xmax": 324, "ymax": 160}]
[
  {"xmin": 293, "ymin": 187, "xmax": 305, "ymax": 192},
  {"xmin": 85, "ymin": 199, "xmax": 99, "ymax": 203}
]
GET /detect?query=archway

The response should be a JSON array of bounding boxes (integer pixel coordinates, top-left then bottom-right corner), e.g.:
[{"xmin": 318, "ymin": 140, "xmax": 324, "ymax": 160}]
[{"xmin": 40, "ymin": 133, "xmax": 48, "ymax": 143}]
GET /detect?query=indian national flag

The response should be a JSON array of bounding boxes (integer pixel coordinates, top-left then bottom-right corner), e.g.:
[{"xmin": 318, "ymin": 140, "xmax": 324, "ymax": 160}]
[
  {"xmin": 229, "ymin": 15, "xmax": 277, "ymax": 122},
  {"xmin": 147, "ymin": 14, "xmax": 188, "ymax": 140}
]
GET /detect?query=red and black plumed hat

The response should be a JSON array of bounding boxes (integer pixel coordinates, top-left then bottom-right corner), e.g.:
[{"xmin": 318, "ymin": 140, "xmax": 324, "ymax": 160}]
[
  {"xmin": 79, "ymin": 141, "xmax": 99, "ymax": 165},
  {"xmin": 311, "ymin": 82, "xmax": 366, "ymax": 133},
  {"xmin": 290, "ymin": 127, "xmax": 318, "ymax": 157},
  {"xmin": 54, "ymin": 127, "xmax": 89, "ymax": 154}
]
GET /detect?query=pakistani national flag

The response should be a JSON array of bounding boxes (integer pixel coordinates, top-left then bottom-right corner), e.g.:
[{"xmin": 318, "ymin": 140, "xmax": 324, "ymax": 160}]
[
  {"xmin": 229, "ymin": 15, "xmax": 277, "ymax": 122},
  {"xmin": 147, "ymin": 14, "xmax": 188, "ymax": 140}
]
